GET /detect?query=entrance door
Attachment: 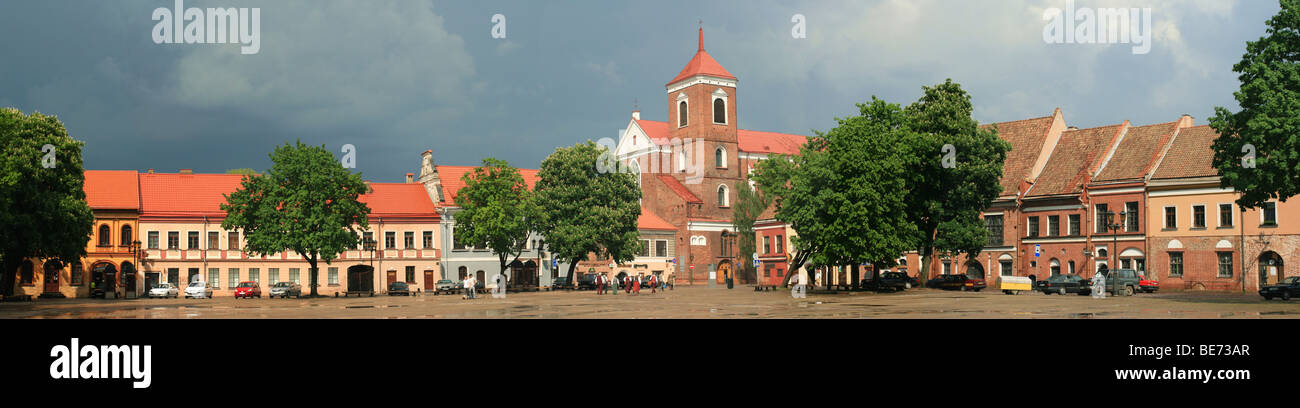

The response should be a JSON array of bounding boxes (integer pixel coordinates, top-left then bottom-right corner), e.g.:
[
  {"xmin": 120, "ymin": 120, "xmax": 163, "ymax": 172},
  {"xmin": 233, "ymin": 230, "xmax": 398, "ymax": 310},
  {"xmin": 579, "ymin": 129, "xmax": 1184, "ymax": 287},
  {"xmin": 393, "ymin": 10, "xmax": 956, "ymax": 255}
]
[
  {"xmin": 1260, "ymin": 252, "xmax": 1284, "ymax": 286},
  {"xmin": 42, "ymin": 261, "xmax": 60, "ymax": 293},
  {"xmin": 167, "ymin": 268, "xmax": 179, "ymax": 286},
  {"xmin": 423, "ymin": 270, "xmax": 434, "ymax": 290},
  {"xmin": 717, "ymin": 261, "xmax": 732, "ymax": 284},
  {"xmin": 347, "ymin": 265, "xmax": 374, "ymax": 293},
  {"xmin": 121, "ymin": 262, "xmax": 136, "ymax": 294},
  {"xmin": 386, "ymin": 270, "xmax": 397, "ymax": 287}
]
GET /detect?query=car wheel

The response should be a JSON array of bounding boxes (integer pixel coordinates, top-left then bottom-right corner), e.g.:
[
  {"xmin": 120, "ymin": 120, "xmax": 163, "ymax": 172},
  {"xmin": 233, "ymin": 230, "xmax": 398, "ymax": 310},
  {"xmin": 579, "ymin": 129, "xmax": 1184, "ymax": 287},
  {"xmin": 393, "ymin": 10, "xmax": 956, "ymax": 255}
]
[
  {"xmin": 1058, "ymin": 287, "xmax": 1065, "ymax": 296},
  {"xmin": 904, "ymin": 283, "xmax": 912, "ymax": 289},
  {"xmin": 1283, "ymin": 292, "xmax": 1291, "ymax": 301},
  {"xmin": 1123, "ymin": 286, "xmax": 1134, "ymax": 296}
]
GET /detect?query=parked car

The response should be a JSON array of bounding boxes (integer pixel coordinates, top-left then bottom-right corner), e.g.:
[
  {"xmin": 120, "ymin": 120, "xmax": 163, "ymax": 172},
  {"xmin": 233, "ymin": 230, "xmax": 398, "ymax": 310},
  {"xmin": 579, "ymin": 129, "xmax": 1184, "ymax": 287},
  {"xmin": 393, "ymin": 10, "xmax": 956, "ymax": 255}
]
[
  {"xmin": 1260, "ymin": 276, "xmax": 1300, "ymax": 300},
  {"xmin": 549, "ymin": 276, "xmax": 573, "ymax": 291},
  {"xmin": 861, "ymin": 272, "xmax": 908, "ymax": 292},
  {"xmin": 148, "ymin": 282, "xmax": 179, "ymax": 298},
  {"xmin": 1037, "ymin": 274, "xmax": 1090, "ymax": 295},
  {"xmin": 1138, "ymin": 273, "xmax": 1159, "ymax": 293},
  {"xmin": 576, "ymin": 273, "xmax": 599, "ymax": 290},
  {"xmin": 434, "ymin": 279, "xmax": 458, "ymax": 295},
  {"xmin": 1097, "ymin": 269, "xmax": 1141, "ymax": 296},
  {"xmin": 268, "ymin": 282, "xmax": 302, "ymax": 298},
  {"xmin": 184, "ymin": 281, "xmax": 213, "ymax": 299},
  {"xmin": 233, "ymin": 281, "xmax": 261, "ymax": 299},
  {"xmin": 929, "ymin": 274, "xmax": 985, "ymax": 291},
  {"xmin": 388, "ymin": 281, "xmax": 411, "ymax": 296}
]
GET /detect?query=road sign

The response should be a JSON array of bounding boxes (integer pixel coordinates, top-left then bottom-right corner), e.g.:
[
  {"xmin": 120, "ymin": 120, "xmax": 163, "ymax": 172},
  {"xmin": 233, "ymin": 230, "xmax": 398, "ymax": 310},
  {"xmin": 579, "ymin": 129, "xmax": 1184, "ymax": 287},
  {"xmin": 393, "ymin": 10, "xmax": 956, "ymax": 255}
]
[
  {"xmin": 551, "ymin": 259, "xmax": 557, "ymax": 270},
  {"xmin": 753, "ymin": 258, "xmax": 760, "ymax": 268},
  {"xmin": 1034, "ymin": 244, "xmax": 1042, "ymax": 257}
]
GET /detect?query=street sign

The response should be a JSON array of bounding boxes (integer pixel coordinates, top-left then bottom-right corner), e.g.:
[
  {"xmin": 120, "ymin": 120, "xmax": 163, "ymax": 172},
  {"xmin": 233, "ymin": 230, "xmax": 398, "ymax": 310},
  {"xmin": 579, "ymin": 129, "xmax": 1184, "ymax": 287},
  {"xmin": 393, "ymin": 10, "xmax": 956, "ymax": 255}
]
[
  {"xmin": 1034, "ymin": 244, "xmax": 1042, "ymax": 257},
  {"xmin": 753, "ymin": 258, "xmax": 760, "ymax": 268},
  {"xmin": 551, "ymin": 259, "xmax": 557, "ymax": 270}
]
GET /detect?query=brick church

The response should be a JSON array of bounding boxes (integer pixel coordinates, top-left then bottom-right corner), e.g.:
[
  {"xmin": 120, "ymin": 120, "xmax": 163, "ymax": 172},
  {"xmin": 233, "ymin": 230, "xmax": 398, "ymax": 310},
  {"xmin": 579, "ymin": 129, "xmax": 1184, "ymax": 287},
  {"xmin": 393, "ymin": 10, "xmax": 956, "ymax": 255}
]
[{"xmin": 614, "ymin": 28, "xmax": 807, "ymax": 285}]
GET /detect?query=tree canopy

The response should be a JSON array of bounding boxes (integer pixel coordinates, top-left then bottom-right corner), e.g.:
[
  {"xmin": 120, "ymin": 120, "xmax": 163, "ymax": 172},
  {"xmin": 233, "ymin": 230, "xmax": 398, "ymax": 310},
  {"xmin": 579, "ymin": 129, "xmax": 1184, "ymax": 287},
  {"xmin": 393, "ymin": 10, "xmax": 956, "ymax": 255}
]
[
  {"xmin": 535, "ymin": 141, "xmax": 642, "ymax": 281},
  {"xmin": 0, "ymin": 108, "xmax": 95, "ymax": 296},
  {"xmin": 454, "ymin": 158, "xmax": 540, "ymax": 277},
  {"xmin": 220, "ymin": 141, "xmax": 370, "ymax": 296},
  {"xmin": 1210, "ymin": 0, "xmax": 1300, "ymax": 208}
]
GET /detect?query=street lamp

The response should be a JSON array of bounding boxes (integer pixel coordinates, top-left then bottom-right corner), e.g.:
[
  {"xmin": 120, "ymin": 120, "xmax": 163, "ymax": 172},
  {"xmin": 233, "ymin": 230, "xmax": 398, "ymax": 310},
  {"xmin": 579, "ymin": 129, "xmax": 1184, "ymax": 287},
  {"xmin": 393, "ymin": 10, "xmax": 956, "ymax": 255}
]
[{"xmin": 1099, "ymin": 209, "xmax": 1130, "ymax": 290}]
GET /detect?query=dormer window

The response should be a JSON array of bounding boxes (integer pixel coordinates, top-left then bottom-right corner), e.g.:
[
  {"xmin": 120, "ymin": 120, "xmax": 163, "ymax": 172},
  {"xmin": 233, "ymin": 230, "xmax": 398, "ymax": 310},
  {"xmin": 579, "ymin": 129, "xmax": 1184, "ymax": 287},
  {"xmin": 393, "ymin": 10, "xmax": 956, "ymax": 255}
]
[{"xmin": 712, "ymin": 88, "xmax": 728, "ymax": 124}]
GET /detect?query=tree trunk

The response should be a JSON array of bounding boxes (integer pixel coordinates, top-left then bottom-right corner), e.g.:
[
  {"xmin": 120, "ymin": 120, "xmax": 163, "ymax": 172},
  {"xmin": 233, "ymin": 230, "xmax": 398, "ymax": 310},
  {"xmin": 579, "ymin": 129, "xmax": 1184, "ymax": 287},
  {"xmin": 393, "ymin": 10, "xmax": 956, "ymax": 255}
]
[
  {"xmin": 0, "ymin": 255, "xmax": 17, "ymax": 297},
  {"xmin": 307, "ymin": 255, "xmax": 319, "ymax": 297},
  {"xmin": 566, "ymin": 258, "xmax": 578, "ymax": 281}
]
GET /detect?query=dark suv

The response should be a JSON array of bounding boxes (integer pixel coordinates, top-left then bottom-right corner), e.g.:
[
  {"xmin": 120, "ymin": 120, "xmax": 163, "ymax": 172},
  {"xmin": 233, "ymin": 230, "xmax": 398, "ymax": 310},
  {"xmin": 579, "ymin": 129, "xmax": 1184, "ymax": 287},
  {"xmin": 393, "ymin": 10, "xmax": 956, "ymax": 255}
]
[
  {"xmin": 576, "ymin": 273, "xmax": 599, "ymax": 290},
  {"xmin": 1096, "ymin": 269, "xmax": 1141, "ymax": 296},
  {"xmin": 861, "ymin": 272, "xmax": 909, "ymax": 292}
]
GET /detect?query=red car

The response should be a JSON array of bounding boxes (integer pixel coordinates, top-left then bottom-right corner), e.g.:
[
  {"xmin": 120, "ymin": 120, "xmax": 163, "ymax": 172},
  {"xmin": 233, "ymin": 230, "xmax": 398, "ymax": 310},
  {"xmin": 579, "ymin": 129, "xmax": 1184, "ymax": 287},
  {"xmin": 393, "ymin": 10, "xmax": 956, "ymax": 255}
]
[
  {"xmin": 234, "ymin": 281, "xmax": 261, "ymax": 298},
  {"xmin": 1138, "ymin": 274, "xmax": 1159, "ymax": 293}
]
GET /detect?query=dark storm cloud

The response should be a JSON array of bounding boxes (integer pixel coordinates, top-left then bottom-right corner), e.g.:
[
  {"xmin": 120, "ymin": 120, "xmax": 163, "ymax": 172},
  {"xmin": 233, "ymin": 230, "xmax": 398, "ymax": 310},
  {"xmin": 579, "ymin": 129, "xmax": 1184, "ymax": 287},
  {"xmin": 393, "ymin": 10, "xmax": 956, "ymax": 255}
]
[{"xmin": 0, "ymin": 0, "xmax": 1277, "ymax": 181}]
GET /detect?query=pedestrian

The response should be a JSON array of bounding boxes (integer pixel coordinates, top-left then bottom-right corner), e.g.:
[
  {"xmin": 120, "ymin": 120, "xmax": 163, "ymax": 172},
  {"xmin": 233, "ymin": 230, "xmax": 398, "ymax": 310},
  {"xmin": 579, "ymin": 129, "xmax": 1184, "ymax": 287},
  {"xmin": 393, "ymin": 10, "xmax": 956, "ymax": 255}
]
[
  {"xmin": 624, "ymin": 274, "xmax": 632, "ymax": 294},
  {"xmin": 649, "ymin": 274, "xmax": 658, "ymax": 294},
  {"xmin": 633, "ymin": 273, "xmax": 641, "ymax": 294},
  {"xmin": 595, "ymin": 273, "xmax": 603, "ymax": 295}
]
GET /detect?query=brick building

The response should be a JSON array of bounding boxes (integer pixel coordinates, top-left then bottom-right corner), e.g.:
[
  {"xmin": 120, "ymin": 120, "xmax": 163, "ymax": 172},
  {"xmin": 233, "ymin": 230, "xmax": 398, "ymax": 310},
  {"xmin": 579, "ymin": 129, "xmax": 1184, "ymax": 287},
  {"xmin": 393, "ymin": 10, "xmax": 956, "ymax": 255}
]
[{"xmin": 614, "ymin": 28, "xmax": 807, "ymax": 285}]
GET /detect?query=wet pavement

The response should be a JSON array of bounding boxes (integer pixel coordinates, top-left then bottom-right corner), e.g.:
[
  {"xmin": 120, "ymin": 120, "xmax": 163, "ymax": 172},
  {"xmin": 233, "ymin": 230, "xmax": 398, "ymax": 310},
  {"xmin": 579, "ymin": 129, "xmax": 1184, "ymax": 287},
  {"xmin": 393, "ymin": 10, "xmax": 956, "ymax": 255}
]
[{"xmin": 2, "ymin": 286, "xmax": 1299, "ymax": 318}]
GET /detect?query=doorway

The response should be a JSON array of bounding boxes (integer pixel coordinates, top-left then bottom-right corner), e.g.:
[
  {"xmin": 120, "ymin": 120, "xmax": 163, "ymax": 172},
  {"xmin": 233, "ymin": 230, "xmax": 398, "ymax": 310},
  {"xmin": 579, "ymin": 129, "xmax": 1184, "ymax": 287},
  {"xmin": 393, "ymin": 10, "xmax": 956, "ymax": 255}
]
[
  {"xmin": 121, "ymin": 262, "xmax": 136, "ymax": 295},
  {"xmin": 42, "ymin": 260, "xmax": 61, "ymax": 294},
  {"xmin": 424, "ymin": 270, "xmax": 434, "ymax": 290},
  {"xmin": 1259, "ymin": 251, "xmax": 1285, "ymax": 286},
  {"xmin": 717, "ymin": 261, "xmax": 732, "ymax": 284},
  {"xmin": 347, "ymin": 265, "xmax": 374, "ymax": 293},
  {"xmin": 386, "ymin": 270, "xmax": 397, "ymax": 287}
]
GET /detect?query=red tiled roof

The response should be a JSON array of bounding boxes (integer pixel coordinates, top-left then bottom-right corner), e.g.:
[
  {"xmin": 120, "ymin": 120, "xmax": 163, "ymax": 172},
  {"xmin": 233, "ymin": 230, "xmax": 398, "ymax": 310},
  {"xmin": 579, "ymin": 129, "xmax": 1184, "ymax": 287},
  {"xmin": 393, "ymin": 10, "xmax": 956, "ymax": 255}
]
[
  {"xmin": 637, "ymin": 209, "xmax": 677, "ymax": 231},
  {"xmin": 738, "ymin": 129, "xmax": 807, "ymax": 155},
  {"xmin": 359, "ymin": 183, "xmax": 438, "ymax": 217},
  {"xmin": 83, "ymin": 170, "xmax": 140, "ymax": 210},
  {"xmin": 1026, "ymin": 124, "xmax": 1125, "ymax": 198},
  {"xmin": 436, "ymin": 165, "xmax": 540, "ymax": 206},
  {"xmin": 981, "ymin": 115, "xmax": 1056, "ymax": 195},
  {"xmin": 1151, "ymin": 125, "xmax": 1220, "ymax": 180},
  {"xmin": 656, "ymin": 174, "xmax": 703, "ymax": 204},
  {"xmin": 1094, "ymin": 121, "xmax": 1179, "ymax": 182},
  {"xmin": 634, "ymin": 119, "xmax": 807, "ymax": 155},
  {"xmin": 667, "ymin": 28, "xmax": 736, "ymax": 86},
  {"xmin": 139, "ymin": 173, "xmax": 246, "ymax": 217}
]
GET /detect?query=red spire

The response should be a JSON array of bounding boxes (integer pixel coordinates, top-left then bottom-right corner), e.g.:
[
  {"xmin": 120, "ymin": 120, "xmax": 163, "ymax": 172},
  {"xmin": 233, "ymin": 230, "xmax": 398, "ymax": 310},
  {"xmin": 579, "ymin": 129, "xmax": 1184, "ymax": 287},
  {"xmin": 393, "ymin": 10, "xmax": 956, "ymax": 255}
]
[{"xmin": 667, "ymin": 26, "xmax": 736, "ymax": 86}]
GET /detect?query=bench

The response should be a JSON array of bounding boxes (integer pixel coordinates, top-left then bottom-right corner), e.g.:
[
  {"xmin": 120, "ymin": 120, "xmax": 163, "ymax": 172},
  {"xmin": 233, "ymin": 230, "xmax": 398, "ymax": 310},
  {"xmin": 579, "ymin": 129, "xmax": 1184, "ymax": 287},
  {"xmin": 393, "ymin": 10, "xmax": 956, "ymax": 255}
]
[{"xmin": 336, "ymin": 291, "xmax": 375, "ymax": 297}]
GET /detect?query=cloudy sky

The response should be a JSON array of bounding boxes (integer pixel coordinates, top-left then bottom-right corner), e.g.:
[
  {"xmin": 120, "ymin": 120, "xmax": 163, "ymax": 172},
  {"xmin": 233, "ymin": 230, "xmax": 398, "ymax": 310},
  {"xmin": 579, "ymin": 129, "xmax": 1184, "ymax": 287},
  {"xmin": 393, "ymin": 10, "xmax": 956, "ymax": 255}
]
[{"xmin": 0, "ymin": 0, "xmax": 1278, "ymax": 182}]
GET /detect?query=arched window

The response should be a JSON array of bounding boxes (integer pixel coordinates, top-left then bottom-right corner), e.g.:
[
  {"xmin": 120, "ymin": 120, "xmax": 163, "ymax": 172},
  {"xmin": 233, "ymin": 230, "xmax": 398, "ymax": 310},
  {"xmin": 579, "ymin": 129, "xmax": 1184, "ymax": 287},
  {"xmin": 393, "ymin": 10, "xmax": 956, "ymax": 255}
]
[
  {"xmin": 713, "ymin": 98, "xmax": 726, "ymax": 124},
  {"xmin": 717, "ymin": 185, "xmax": 729, "ymax": 207},
  {"xmin": 715, "ymin": 147, "xmax": 727, "ymax": 168},
  {"xmin": 458, "ymin": 266, "xmax": 467, "ymax": 281},
  {"xmin": 98, "ymin": 225, "xmax": 111, "ymax": 246},
  {"xmin": 121, "ymin": 225, "xmax": 133, "ymax": 247},
  {"xmin": 678, "ymin": 101, "xmax": 688, "ymax": 127}
]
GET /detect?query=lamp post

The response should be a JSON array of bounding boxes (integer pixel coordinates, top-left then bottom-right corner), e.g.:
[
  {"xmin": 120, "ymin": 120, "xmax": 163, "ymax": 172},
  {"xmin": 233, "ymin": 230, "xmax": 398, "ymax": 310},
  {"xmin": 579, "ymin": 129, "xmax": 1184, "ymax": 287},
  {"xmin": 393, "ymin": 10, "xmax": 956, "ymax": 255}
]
[
  {"xmin": 1100, "ymin": 209, "xmax": 1129, "ymax": 292},
  {"xmin": 127, "ymin": 239, "xmax": 143, "ymax": 297}
]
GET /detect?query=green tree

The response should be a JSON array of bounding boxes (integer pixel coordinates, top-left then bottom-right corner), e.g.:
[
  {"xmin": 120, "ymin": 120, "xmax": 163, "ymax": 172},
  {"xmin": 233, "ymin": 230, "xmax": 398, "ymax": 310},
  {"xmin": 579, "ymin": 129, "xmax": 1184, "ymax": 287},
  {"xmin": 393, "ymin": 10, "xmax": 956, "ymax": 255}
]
[
  {"xmin": 751, "ymin": 155, "xmax": 817, "ymax": 288},
  {"xmin": 756, "ymin": 98, "xmax": 919, "ymax": 289},
  {"xmin": 901, "ymin": 80, "xmax": 1010, "ymax": 281},
  {"xmin": 454, "ymin": 158, "xmax": 540, "ymax": 280},
  {"xmin": 225, "ymin": 168, "xmax": 260, "ymax": 175},
  {"xmin": 731, "ymin": 179, "xmax": 770, "ymax": 284},
  {"xmin": 1210, "ymin": 0, "xmax": 1300, "ymax": 208},
  {"xmin": 535, "ymin": 141, "xmax": 642, "ymax": 283},
  {"xmin": 220, "ymin": 141, "xmax": 370, "ymax": 297},
  {"xmin": 0, "ymin": 108, "xmax": 95, "ymax": 296}
]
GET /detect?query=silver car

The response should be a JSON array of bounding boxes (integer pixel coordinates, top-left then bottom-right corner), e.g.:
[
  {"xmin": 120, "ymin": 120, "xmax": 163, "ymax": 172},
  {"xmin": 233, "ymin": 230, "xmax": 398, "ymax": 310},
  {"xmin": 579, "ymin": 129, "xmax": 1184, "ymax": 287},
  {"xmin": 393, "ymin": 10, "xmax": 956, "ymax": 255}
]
[
  {"xmin": 148, "ymin": 282, "xmax": 179, "ymax": 298},
  {"xmin": 268, "ymin": 282, "xmax": 302, "ymax": 298},
  {"xmin": 184, "ymin": 281, "xmax": 213, "ymax": 299}
]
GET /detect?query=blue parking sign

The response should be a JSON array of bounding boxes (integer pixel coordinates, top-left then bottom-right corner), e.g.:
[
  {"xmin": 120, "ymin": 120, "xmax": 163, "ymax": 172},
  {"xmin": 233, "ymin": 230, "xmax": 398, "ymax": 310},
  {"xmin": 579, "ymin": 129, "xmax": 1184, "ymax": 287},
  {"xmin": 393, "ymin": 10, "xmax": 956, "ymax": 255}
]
[{"xmin": 1034, "ymin": 244, "xmax": 1041, "ymax": 257}]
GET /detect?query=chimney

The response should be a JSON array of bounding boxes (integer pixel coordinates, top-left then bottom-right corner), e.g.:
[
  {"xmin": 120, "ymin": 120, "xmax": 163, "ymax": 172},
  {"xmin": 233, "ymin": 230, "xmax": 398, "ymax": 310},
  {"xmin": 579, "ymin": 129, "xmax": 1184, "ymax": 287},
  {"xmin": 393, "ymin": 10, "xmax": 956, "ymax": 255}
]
[
  {"xmin": 632, "ymin": 110, "xmax": 641, "ymax": 120},
  {"xmin": 179, "ymin": 169, "xmax": 193, "ymax": 174},
  {"xmin": 406, "ymin": 173, "xmax": 415, "ymax": 183},
  {"xmin": 1178, "ymin": 114, "xmax": 1195, "ymax": 128},
  {"xmin": 1067, "ymin": 126, "xmax": 1079, "ymax": 131}
]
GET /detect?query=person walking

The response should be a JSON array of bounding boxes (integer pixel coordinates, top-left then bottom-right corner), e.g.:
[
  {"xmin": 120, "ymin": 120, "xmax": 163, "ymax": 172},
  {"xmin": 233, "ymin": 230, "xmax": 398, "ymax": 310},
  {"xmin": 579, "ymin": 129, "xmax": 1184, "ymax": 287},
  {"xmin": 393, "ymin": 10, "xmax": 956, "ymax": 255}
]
[
  {"xmin": 633, "ymin": 273, "xmax": 641, "ymax": 294},
  {"xmin": 649, "ymin": 274, "xmax": 658, "ymax": 294},
  {"xmin": 595, "ymin": 273, "xmax": 603, "ymax": 295},
  {"xmin": 624, "ymin": 274, "xmax": 632, "ymax": 294}
]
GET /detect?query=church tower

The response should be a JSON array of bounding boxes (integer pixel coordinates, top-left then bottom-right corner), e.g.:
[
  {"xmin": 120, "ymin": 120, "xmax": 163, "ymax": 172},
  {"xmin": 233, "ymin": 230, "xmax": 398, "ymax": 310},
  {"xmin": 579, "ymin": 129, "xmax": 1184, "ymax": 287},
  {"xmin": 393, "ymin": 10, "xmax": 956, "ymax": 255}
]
[{"xmin": 666, "ymin": 27, "xmax": 741, "ymax": 217}]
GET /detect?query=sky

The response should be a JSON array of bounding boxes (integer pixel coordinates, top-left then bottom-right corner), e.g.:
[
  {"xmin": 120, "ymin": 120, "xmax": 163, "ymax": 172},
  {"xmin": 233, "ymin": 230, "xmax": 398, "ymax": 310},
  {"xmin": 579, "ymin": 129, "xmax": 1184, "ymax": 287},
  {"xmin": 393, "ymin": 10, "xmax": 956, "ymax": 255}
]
[{"xmin": 0, "ymin": 0, "xmax": 1280, "ymax": 182}]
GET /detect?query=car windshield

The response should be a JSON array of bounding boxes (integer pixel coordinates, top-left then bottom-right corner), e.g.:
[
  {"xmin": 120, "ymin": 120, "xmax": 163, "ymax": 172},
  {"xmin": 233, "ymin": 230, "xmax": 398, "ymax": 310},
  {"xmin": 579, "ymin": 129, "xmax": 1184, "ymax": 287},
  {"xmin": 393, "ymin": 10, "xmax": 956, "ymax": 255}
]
[
  {"xmin": 1284, "ymin": 277, "xmax": 1300, "ymax": 285},
  {"xmin": 237, "ymin": 282, "xmax": 255, "ymax": 288},
  {"xmin": 273, "ymin": 282, "xmax": 290, "ymax": 288},
  {"xmin": 188, "ymin": 282, "xmax": 204, "ymax": 288}
]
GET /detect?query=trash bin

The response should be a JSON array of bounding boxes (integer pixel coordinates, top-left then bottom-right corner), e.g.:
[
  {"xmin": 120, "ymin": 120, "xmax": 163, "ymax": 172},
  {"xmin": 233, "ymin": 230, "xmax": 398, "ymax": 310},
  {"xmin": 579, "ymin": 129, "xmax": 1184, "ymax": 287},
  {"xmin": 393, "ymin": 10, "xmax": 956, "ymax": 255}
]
[{"xmin": 726, "ymin": 277, "xmax": 734, "ymax": 289}]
